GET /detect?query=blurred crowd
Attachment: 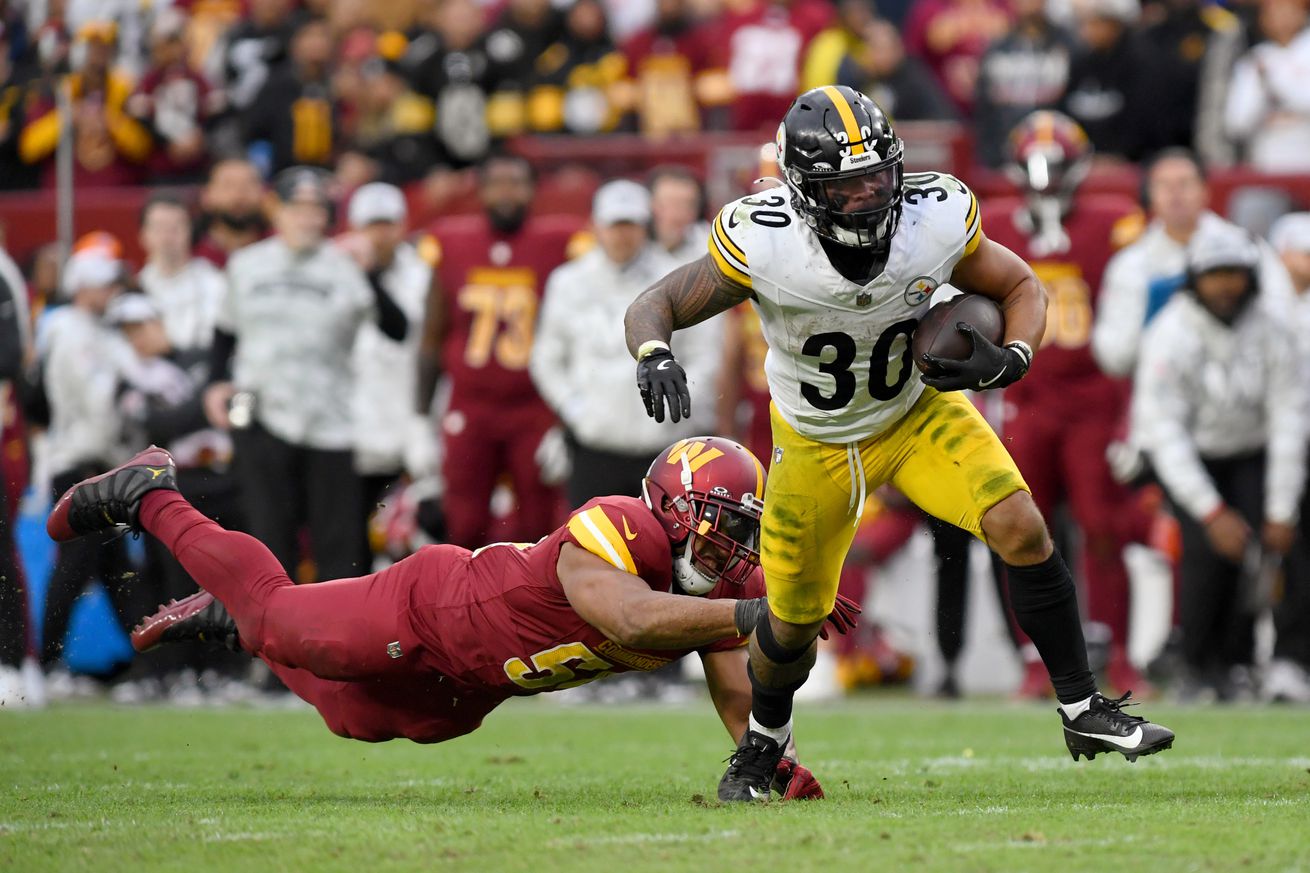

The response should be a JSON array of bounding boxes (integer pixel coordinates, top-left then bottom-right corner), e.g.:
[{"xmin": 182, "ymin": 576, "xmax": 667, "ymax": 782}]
[
  {"xmin": 1, "ymin": 0, "xmax": 1309, "ymax": 194},
  {"xmin": 1, "ymin": 0, "xmax": 1310, "ymax": 710}
]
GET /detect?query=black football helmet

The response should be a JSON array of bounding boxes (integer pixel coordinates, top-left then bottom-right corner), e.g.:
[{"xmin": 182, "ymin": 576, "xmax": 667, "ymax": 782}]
[{"xmin": 776, "ymin": 85, "xmax": 904, "ymax": 251}]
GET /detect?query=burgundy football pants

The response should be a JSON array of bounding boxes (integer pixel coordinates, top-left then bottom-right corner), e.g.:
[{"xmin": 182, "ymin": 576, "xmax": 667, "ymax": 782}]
[{"xmin": 139, "ymin": 491, "xmax": 497, "ymax": 742}]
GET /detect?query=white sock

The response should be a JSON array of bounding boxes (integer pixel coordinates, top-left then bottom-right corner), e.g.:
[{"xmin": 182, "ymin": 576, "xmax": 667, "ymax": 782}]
[
  {"xmin": 1060, "ymin": 695, "xmax": 1094, "ymax": 721},
  {"xmin": 749, "ymin": 714, "xmax": 792, "ymax": 746}
]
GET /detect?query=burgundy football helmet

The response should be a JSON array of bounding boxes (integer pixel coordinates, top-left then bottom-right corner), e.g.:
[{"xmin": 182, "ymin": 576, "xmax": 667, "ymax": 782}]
[
  {"xmin": 643, "ymin": 437, "xmax": 765, "ymax": 595},
  {"xmin": 1007, "ymin": 110, "xmax": 1092, "ymax": 201}
]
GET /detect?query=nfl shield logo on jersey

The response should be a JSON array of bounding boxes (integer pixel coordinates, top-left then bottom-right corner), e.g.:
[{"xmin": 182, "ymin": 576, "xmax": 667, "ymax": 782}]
[{"xmin": 856, "ymin": 292, "xmax": 872, "ymax": 306}]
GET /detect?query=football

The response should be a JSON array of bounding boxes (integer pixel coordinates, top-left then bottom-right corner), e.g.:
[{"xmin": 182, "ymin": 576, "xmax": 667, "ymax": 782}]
[{"xmin": 912, "ymin": 293, "xmax": 1005, "ymax": 376}]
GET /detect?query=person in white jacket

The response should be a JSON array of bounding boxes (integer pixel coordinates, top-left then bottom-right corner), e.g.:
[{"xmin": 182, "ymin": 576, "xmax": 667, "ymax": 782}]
[
  {"xmin": 531, "ymin": 180, "xmax": 722, "ymax": 507},
  {"xmin": 341, "ymin": 183, "xmax": 432, "ymax": 519},
  {"xmin": 1135, "ymin": 222, "xmax": 1306, "ymax": 701},
  {"xmin": 1223, "ymin": 0, "xmax": 1310, "ymax": 173},
  {"xmin": 1265, "ymin": 212, "xmax": 1310, "ymax": 702},
  {"xmin": 1093, "ymin": 149, "xmax": 1294, "ymax": 381},
  {"xmin": 38, "ymin": 250, "xmax": 146, "ymax": 680}
]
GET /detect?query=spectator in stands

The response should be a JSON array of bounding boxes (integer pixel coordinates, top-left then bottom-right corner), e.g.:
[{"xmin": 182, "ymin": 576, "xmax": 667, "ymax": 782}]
[
  {"xmin": 204, "ymin": 167, "xmax": 408, "ymax": 581},
  {"xmin": 0, "ymin": 20, "xmax": 43, "ymax": 190},
  {"xmin": 215, "ymin": 0, "xmax": 296, "ymax": 119},
  {"xmin": 245, "ymin": 16, "xmax": 335, "ymax": 174},
  {"xmin": 801, "ymin": 0, "xmax": 878, "ymax": 92},
  {"xmin": 718, "ymin": 0, "xmax": 835, "ymax": 131},
  {"xmin": 648, "ymin": 165, "xmax": 707, "ymax": 264},
  {"xmin": 38, "ymin": 249, "xmax": 145, "ymax": 688},
  {"xmin": 1135, "ymin": 0, "xmax": 1245, "ymax": 163},
  {"xmin": 340, "ymin": 183, "xmax": 430, "ymax": 518},
  {"xmin": 836, "ymin": 18, "xmax": 956, "ymax": 121},
  {"xmin": 1134, "ymin": 223, "xmax": 1305, "ymax": 702},
  {"xmin": 406, "ymin": 0, "xmax": 496, "ymax": 165},
  {"xmin": 126, "ymin": 9, "xmax": 218, "ymax": 183},
  {"xmin": 1224, "ymin": 0, "xmax": 1310, "ymax": 172},
  {"xmin": 529, "ymin": 0, "xmax": 623, "ymax": 134},
  {"xmin": 974, "ymin": 0, "xmax": 1074, "ymax": 166},
  {"xmin": 1266, "ymin": 211, "xmax": 1310, "ymax": 703},
  {"xmin": 482, "ymin": 0, "xmax": 565, "ymax": 128},
  {"xmin": 137, "ymin": 193, "xmax": 225, "ymax": 352},
  {"xmin": 194, "ymin": 157, "xmax": 268, "ymax": 268},
  {"xmin": 1061, "ymin": 0, "xmax": 1146, "ymax": 161},
  {"xmin": 415, "ymin": 154, "xmax": 580, "ymax": 548},
  {"xmin": 903, "ymin": 0, "xmax": 1011, "ymax": 115},
  {"xmin": 532, "ymin": 180, "xmax": 720, "ymax": 505},
  {"xmin": 336, "ymin": 37, "xmax": 436, "ymax": 186},
  {"xmin": 1093, "ymin": 149, "xmax": 1293, "ymax": 381},
  {"xmin": 620, "ymin": 0, "xmax": 726, "ymax": 134},
  {"xmin": 19, "ymin": 21, "xmax": 152, "ymax": 187}
]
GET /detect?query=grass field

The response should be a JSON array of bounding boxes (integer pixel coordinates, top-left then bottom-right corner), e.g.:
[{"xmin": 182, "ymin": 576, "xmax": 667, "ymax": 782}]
[{"xmin": 2, "ymin": 697, "xmax": 1308, "ymax": 873}]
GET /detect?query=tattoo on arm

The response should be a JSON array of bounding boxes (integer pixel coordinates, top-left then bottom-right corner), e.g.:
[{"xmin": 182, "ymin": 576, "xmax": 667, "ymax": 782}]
[{"xmin": 624, "ymin": 255, "xmax": 752, "ymax": 358}]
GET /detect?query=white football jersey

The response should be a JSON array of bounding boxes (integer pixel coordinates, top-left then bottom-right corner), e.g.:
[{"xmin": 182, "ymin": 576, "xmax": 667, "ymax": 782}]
[{"xmin": 705, "ymin": 173, "xmax": 982, "ymax": 443}]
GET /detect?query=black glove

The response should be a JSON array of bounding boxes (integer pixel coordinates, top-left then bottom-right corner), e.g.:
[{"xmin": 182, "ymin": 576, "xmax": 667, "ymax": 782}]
[
  {"xmin": 733, "ymin": 595, "xmax": 863, "ymax": 639},
  {"xmin": 636, "ymin": 349, "xmax": 691, "ymax": 423},
  {"xmin": 920, "ymin": 324, "xmax": 1029, "ymax": 392}
]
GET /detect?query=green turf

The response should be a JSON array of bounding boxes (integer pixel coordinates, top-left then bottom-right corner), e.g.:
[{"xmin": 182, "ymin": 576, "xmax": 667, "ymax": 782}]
[{"xmin": 1, "ymin": 697, "xmax": 1307, "ymax": 873}]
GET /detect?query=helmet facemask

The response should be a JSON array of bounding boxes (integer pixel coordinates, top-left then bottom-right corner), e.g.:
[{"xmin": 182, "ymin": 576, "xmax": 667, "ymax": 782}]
[
  {"xmin": 672, "ymin": 497, "xmax": 761, "ymax": 596},
  {"xmin": 786, "ymin": 148, "xmax": 904, "ymax": 251}
]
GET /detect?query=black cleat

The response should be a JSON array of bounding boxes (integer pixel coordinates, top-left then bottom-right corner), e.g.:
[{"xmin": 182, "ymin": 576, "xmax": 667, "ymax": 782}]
[
  {"xmin": 718, "ymin": 730, "xmax": 787, "ymax": 802},
  {"xmin": 131, "ymin": 591, "xmax": 240, "ymax": 654},
  {"xmin": 47, "ymin": 446, "xmax": 178, "ymax": 541},
  {"xmin": 1061, "ymin": 691, "xmax": 1175, "ymax": 762}
]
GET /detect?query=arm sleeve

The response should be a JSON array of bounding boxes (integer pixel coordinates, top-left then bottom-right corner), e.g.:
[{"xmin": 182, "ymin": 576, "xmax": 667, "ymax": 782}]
[
  {"xmin": 1135, "ymin": 327, "xmax": 1224, "ymax": 522},
  {"xmin": 1262, "ymin": 321, "xmax": 1307, "ymax": 524},
  {"xmin": 1091, "ymin": 247, "xmax": 1146, "ymax": 377},
  {"xmin": 207, "ymin": 329, "xmax": 237, "ymax": 384},
  {"xmin": 528, "ymin": 267, "xmax": 575, "ymax": 420},
  {"xmin": 142, "ymin": 392, "xmax": 211, "ymax": 445},
  {"xmin": 367, "ymin": 269, "xmax": 409, "ymax": 341}
]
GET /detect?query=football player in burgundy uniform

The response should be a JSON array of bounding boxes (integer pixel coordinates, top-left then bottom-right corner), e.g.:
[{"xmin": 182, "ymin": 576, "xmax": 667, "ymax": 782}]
[
  {"xmin": 416, "ymin": 154, "xmax": 584, "ymax": 548},
  {"xmin": 48, "ymin": 437, "xmax": 856, "ymax": 799},
  {"xmin": 982, "ymin": 111, "xmax": 1153, "ymax": 696}
]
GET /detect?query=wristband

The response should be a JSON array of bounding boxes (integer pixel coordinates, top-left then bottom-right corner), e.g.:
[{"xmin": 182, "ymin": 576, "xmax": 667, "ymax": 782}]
[
  {"xmin": 1005, "ymin": 340, "xmax": 1034, "ymax": 372},
  {"xmin": 637, "ymin": 339, "xmax": 671, "ymax": 361}
]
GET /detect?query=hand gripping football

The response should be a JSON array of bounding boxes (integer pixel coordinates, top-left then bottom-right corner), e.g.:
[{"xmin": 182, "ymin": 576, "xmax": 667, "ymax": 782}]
[{"xmin": 911, "ymin": 294, "xmax": 1005, "ymax": 376}]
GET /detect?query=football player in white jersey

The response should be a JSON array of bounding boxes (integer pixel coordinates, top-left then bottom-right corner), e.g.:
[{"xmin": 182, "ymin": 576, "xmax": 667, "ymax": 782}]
[{"xmin": 623, "ymin": 86, "xmax": 1174, "ymax": 801}]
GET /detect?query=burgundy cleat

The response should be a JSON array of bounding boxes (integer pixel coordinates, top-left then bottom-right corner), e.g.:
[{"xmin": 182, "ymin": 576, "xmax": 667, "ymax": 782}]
[
  {"xmin": 47, "ymin": 446, "xmax": 178, "ymax": 542},
  {"xmin": 131, "ymin": 591, "xmax": 240, "ymax": 654}
]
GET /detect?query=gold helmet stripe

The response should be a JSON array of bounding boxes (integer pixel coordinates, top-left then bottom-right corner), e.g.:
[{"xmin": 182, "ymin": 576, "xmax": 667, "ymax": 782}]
[{"xmin": 821, "ymin": 86, "xmax": 865, "ymax": 156}]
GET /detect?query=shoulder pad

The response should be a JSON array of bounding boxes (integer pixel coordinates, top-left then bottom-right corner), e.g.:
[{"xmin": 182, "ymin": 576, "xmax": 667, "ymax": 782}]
[{"xmin": 904, "ymin": 172, "xmax": 981, "ymax": 258}]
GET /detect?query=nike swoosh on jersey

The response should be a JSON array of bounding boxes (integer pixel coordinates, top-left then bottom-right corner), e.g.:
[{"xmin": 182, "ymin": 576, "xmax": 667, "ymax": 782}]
[
  {"xmin": 622, "ymin": 517, "xmax": 637, "ymax": 540},
  {"xmin": 1067, "ymin": 725, "xmax": 1143, "ymax": 750},
  {"xmin": 978, "ymin": 366, "xmax": 1007, "ymax": 389},
  {"xmin": 727, "ymin": 210, "xmax": 741, "ymax": 229}
]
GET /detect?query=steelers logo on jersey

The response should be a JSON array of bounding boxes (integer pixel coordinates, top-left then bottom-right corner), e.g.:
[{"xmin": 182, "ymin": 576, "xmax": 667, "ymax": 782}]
[{"xmin": 904, "ymin": 276, "xmax": 938, "ymax": 306}]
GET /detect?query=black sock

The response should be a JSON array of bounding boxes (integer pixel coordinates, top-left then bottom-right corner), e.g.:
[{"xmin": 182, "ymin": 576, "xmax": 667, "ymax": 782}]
[
  {"xmin": 748, "ymin": 662, "xmax": 806, "ymax": 729},
  {"xmin": 1005, "ymin": 550, "xmax": 1097, "ymax": 704},
  {"xmin": 747, "ymin": 616, "xmax": 811, "ymax": 730}
]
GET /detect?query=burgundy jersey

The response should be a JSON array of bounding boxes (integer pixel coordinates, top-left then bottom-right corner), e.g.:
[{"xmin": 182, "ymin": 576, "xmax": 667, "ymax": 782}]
[
  {"xmin": 981, "ymin": 194, "xmax": 1142, "ymax": 406},
  {"xmin": 411, "ymin": 496, "xmax": 759, "ymax": 699},
  {"xmin": 431, "ymin": 213, "xmax": 582, "ymax": 407}
]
